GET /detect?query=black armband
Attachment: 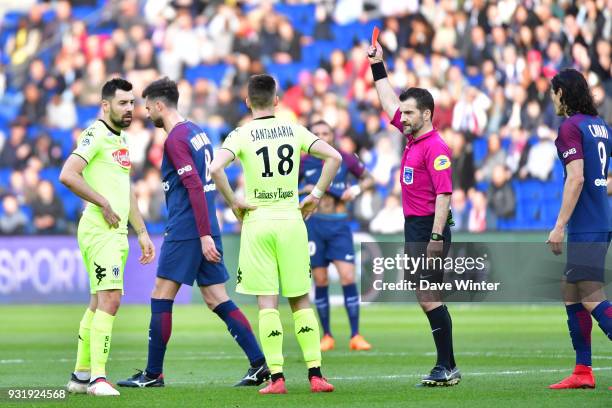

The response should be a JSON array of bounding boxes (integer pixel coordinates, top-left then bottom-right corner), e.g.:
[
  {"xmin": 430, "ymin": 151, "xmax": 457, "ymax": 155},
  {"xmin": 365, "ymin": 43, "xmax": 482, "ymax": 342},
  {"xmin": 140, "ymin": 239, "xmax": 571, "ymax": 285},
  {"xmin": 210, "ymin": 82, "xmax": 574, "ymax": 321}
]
[{"xmin": 371, "ymin": 62, "xmax": 387, "ymax": 81}]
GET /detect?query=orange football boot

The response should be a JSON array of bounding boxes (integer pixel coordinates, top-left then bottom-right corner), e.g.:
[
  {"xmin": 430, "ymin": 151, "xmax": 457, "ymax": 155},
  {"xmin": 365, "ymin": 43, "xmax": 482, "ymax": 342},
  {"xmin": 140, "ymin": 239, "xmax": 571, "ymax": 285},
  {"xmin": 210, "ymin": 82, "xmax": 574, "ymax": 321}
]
[
  {"xmin": 320, "ymin": 334, "xmax": 335, "ymax": 351},
  {"xmin": 349, "ymin": 334, "xmax": 372, "ymax": 351}
]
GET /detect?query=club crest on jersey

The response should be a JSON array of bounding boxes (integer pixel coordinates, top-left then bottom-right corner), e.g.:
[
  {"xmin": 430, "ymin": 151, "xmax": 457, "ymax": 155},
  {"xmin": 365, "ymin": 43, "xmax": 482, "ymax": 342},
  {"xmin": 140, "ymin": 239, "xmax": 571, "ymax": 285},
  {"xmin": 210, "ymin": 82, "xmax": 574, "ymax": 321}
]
[
  {"xmin": 112, "ymin": 265, "xmax": 120, "ymax": 278},
  {"xmin": 403, "ymin": 166, "xmax": 414, "ymax": 185},
  {"xmin": 112, "ymin": 148, "xmax": 131, "ymax": 167},
  {"xmin": 433, "ymin": 155, "xmax": 451, "ymax": 171}
]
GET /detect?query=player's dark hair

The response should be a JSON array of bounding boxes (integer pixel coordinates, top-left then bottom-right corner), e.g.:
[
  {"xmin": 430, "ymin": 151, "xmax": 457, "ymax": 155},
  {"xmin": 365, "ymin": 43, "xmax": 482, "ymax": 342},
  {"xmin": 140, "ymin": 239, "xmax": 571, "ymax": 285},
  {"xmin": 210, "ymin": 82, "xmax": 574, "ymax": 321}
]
[
  {"xmin": 142, "ymin": 77, "xmax": 179, "ymax": 108},
  {"xmin": 551, "ymin": 68, "xmax": 598, "ymax": 116},
  {"xmin": 399, "ymin": 87, "xmax": 435, "ymax": 120},
  {"xmin": 247, "ymin": 74, "xmax": 277, "ymax": 109},
  {"xmin": 101, "ymin": 78, "xmax": 133, "ymax": 100},
  {"xmin": 309, "ymin": 120, "xmax": 333, "ymax": 133}
]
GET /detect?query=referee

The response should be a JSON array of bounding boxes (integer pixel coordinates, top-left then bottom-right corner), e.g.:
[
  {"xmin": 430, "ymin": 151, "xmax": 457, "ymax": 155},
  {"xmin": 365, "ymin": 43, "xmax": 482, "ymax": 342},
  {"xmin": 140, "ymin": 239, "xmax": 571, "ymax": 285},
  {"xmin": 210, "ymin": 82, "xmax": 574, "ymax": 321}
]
[{"xmin": 368, "ymin": 41, "xmax": 460, "ymax": 386}]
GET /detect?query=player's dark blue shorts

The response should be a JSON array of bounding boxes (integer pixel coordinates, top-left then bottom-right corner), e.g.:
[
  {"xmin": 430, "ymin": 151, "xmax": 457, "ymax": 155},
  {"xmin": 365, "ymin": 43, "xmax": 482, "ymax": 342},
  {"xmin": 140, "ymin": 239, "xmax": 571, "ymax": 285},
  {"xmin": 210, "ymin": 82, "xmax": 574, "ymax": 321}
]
[
  {"xmin": 565, "ymin": 232, "xmax": 612, "ymax": 283},
  {"xmin": 157, "ymin": 236, "xmax": 229, "ymax": 286},
  {"xmin": 306, "ymin": 215, "xmax": 355, "ymax": 268},
  {"xmin": 404, "ymin": 215, "xmax": 451, "ymax": 285}
]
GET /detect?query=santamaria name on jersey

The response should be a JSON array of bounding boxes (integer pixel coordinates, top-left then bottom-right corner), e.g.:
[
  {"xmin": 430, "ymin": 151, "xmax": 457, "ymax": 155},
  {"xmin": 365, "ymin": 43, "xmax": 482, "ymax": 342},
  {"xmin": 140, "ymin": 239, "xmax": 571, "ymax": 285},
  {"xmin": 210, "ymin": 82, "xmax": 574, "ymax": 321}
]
[
  {"xmin": 251, "ymin": 126, "xmax": 294, "ymax": 141},
  {"xmin": 254, "ymin": 188, "xmax": 294, "ymax": 199}
]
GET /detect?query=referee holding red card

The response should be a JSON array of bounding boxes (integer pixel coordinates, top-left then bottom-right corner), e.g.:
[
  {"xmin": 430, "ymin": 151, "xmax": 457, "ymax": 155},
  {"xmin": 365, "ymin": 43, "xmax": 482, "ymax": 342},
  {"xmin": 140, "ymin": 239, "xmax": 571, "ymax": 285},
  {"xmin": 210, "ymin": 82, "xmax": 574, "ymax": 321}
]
[{"xmin": 367, "ymin": 33, "xmax": 460, "ymax": 387}]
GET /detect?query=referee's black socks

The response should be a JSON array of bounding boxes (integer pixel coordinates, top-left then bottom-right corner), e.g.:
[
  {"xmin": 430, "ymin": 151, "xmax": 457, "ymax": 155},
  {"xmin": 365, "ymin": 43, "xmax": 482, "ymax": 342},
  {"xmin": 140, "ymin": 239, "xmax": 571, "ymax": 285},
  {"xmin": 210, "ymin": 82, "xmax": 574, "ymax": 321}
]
[{"xmin": 425, "ymin": 305, "xmax": 455, "ymax": 370}]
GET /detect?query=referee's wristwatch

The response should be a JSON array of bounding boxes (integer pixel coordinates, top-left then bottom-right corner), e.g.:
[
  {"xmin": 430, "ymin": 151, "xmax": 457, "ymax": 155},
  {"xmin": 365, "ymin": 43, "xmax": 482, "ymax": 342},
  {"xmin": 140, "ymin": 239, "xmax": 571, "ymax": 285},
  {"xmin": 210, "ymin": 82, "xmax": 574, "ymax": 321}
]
[{"xmin": 430, "ymin": 233, "xmax": 445, "ymax": 242}]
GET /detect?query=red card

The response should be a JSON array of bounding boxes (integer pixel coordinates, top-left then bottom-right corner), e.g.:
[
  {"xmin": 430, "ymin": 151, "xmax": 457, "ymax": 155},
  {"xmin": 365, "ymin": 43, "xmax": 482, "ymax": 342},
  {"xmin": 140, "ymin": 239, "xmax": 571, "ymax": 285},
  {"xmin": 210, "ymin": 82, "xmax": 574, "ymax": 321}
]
[{"xmin": 371, "ymin": 26, "xmax": 380, "ymax": 46}]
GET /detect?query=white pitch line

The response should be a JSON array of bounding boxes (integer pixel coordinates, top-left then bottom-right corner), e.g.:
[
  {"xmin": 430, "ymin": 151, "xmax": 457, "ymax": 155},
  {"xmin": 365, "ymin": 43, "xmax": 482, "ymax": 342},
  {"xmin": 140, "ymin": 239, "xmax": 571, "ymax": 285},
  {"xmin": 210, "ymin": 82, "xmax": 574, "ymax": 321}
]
[
  {"xmin": 2, "ymin": 350, "xmax": 612, "ymax": 365},
  {"xmin": 0, "ymin": 359, "xmax": 25, "ymax": 364}
]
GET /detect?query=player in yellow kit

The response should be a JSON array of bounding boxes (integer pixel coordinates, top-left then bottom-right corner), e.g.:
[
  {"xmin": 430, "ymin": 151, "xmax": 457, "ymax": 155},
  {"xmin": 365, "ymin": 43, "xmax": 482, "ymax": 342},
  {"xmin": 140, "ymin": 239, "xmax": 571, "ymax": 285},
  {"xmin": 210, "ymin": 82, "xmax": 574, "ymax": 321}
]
[
  {"xmin": 60, "ymin": 78, "xmax": 155, "ymax": 397},
  {"xmin": 211, "ymin": 74, "xmax": 342, "ymax": 394}
]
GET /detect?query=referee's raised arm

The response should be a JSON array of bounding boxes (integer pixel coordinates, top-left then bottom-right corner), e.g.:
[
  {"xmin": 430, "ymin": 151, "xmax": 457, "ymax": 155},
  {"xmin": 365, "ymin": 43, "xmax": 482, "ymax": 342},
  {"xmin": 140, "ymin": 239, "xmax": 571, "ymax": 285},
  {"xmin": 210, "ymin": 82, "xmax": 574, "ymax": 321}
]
[{"xmin": 367, "ymin": 41, "xmax": 400, "ymax": 119}]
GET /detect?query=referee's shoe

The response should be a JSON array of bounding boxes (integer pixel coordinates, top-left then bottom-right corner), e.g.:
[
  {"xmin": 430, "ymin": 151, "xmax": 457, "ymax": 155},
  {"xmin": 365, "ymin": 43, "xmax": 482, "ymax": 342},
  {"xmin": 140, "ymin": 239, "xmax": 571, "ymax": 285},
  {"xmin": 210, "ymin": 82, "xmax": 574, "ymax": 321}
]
[{"xmin": 421, "ymin": 366, "xmax": 461, "ymax": 387}]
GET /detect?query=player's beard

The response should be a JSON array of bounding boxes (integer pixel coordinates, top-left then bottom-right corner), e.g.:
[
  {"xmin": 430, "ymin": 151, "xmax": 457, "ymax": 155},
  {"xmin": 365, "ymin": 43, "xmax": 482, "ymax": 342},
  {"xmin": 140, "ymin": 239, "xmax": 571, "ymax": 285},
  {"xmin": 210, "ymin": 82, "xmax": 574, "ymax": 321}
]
[
  {"xmin": 110, "ymin": 111, "xmax": 133, "ymax": 129},
  {"xmin": 152, "ymin": 117, "xmax": 165, "ymax": 128}
]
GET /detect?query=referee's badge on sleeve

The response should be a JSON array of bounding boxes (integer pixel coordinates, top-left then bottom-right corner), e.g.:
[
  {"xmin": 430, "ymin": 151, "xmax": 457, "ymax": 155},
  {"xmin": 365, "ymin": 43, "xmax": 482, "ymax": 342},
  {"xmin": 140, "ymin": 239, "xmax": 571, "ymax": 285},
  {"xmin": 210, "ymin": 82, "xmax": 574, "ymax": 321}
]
[
  {"xmin": 402, "ymin": 166, "xmax": 414, "ymax": 185},
  {"xmin": 433, "ymin": 155, "xmax": 451, "ymax": 171}
]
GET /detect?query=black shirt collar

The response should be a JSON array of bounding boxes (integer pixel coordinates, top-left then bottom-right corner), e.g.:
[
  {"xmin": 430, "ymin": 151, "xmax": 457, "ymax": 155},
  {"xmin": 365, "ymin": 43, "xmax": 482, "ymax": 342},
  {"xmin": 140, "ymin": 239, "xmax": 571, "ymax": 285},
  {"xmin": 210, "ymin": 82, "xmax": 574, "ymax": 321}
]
[
  {"xmin": 254, "ymin": 115, "xmax": 275, "ymax": 120},
  {"xmin": 98, "ymin": 119, "xmax": 121, "ymax": 136}
]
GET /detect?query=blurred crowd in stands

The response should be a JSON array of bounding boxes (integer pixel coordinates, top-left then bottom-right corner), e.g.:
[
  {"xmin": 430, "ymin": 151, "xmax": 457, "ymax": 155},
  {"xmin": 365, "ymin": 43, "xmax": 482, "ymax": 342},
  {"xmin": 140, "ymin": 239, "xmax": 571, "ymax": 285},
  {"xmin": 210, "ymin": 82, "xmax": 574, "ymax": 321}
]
[{"xmin": 0, "ymin": 0, "xmax": 610, "ymax": 235}]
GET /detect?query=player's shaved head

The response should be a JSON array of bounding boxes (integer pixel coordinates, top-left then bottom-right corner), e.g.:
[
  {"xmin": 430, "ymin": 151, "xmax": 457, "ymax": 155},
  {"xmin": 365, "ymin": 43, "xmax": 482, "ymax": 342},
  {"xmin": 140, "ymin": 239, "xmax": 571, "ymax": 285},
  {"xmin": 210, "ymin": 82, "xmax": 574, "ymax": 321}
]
[
  {"xmin": 247, "ymin": 74, "xmax": 277, "ymax": 110},
  {"xmin": 142, "ymin": 77, "xmax": 179, "ymax": 108}
]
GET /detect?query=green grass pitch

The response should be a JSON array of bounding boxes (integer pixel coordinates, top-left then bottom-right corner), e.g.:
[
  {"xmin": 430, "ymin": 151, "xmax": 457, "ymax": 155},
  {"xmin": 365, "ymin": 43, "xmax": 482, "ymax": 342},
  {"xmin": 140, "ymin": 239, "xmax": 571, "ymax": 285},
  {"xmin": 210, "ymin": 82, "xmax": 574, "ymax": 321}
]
[{"xmin": 1, "ymin": 304, "xmax": 611, "ymax": 407}]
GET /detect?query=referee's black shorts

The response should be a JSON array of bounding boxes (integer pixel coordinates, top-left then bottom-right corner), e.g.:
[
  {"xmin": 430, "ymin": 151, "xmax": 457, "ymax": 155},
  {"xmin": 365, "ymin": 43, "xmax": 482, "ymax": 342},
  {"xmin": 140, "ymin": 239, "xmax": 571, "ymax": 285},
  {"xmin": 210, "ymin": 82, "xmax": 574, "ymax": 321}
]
[{"xmin": 404, "ymin": 215, "xmax": 451, "ymax": 285}]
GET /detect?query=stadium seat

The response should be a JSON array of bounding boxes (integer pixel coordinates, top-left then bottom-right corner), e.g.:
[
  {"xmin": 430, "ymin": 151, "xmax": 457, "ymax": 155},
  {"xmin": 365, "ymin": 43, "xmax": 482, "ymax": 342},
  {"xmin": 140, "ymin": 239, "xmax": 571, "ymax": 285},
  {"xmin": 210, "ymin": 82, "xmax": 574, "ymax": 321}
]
[
  {"xmin": 42, "ymin": 9, "xmax": 56, "ymax": 24},
  {"xmin": 331, "ymin": 23, "xmax": 355, "ymax": 49},
  {"xmin": 72, "ymin": 7, "xmax": 98, "ymax": 21},
  {"xmin": 224, "ymin": 161, "xmax": 241, "ymax": 186},
  {"xmin": 76, "ymin": 105, "xmax": 101, "ymax": 127},
  {"xmin": 2, "ymin": 12, "xmax": 24, "ymax": 30},
  {"xmin": 331, "ymin": 20, "xmax": 382, "ymax": 50},
  {"xmin": 200, "ymin": 124, "xmax": 229, "ymax": 147},
  {"xmin": 26, "ymin": 125, "xmax": 43, "ymax": 140},
  {"xmin": 450, "ymin": 58, "xmax": 466, "ymax": 72},
  {"xmin": 516, "ymin": 179, "xmax": 543, "ymax": 201},
  {"xmin": 21, "ymin": 204, "xmax": 32, "ymax": 220},
  {"xmin": 501, "ymin": 138, "xmax": 511, "ymax": 151},
  {"xmin": 0, "ymin": 91, "xmax": 22, "ymax": 123},
  {"xmin": 550, "ymin": 161, "xmax": 564, "ymax": 182},
  {"xmin": 265, "ymin": 62, "xmax": 306, "ymax": 89},
  {"xmin": 0, "ymin": 167, "xmax": 12, "ymax": 187},
  {"xmin": 302, "ymin": 41, "xmax": 338, "ymax": 66},
  {"xmin": 184, "ymin": 64, "xmax": 229, "ymax": 86},
  {"xmin": 472, "ymin": 137, "xmax": 488, "ymax": 166},
  {"xmin": 88, "ymin": 26, "xmax": 116, "ymax": 36},
  {"xmin": 49, "ymin": 127, "xmax": 76, "ymax": 158},
  {"xmin": 475, "ymin": 181, "xmax": 489, "ymax": 192},
  {"xmin": 62, "ymin": 193, "xmax": 83, "ymax": 222},
  {"xmin": 48, "ymin": 128, "xmax": 72, "ymax": 143},
  {"xmin": 293, "ymin": 19, "xmax": 315, "ymax": 37},
  {"xmin": 496, "ymin": 217, "xmax": 512, "ymax": 231},
  {"xmin": 40, "ymin": 167, "xmax": 61, "ymax": 183},
  {"xmin": 466, "ymin": 74, "xmax": 483, "ymax": 88},
  {"xmin": 0, "ymin": 28, "xmax": 16, "ymax": 51},
  {"xmin": 274, "ymin": 3, "xmax": 315, "ymax": 36}
]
